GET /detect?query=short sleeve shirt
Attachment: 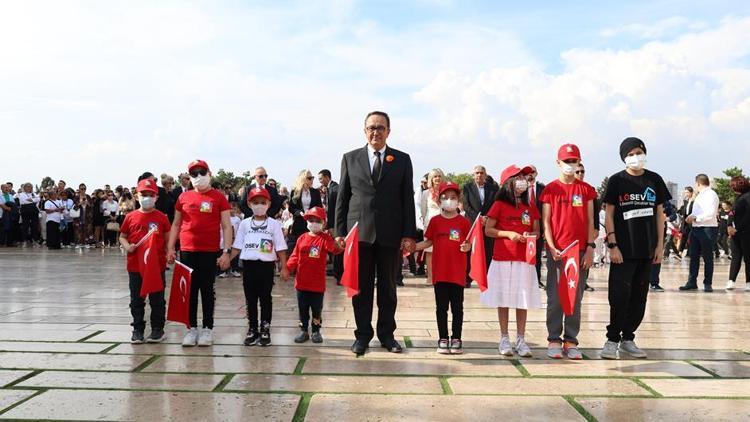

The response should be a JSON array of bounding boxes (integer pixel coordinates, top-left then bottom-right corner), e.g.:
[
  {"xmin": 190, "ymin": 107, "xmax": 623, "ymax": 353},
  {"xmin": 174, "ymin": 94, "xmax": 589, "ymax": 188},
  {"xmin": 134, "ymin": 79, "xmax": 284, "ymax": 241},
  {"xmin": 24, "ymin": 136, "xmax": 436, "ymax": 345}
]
[
  {"xmin": 538, "ymin": 179, "xmax": 597, "ymax": 249},
  {"xmin": 424, "ymin": 214, "xmax": 471, "ymax": 286},
  {"xmin": 175, "ymin": 189, "xmax": 230, "ymax": 252},
  {"xmin": 487, "ymin": 200, "xmax": 540, "ymax": 262},
  {"xmin": 232, "ymin": 217, "xmax": 287, "ymax": 261}
]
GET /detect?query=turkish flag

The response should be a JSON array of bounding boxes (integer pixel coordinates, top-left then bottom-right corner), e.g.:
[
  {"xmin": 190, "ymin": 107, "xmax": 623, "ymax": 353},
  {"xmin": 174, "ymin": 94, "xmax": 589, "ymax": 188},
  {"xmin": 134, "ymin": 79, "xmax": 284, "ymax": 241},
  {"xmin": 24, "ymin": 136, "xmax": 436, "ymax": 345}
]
[
  {"xmin": 468, "ymin": 215, "xmax": 488, "ymax": 292},
  {"xmin": 525, "ymin": 234, "xmax": 537, "ymax": 265},
  {"xmin": 558, "ymin": 242, "xmax": 580, "ymax": 316},
  {"xmin": 167, "ymin": 261, "xmax": 193, "ymax": 328},
  {"xmin": 340, "ymin": 223, "xmax": 360, "ymax": 298},
  {"xmin": 138, "ymin": 233, "xmax": 164, "ymax": 297}
]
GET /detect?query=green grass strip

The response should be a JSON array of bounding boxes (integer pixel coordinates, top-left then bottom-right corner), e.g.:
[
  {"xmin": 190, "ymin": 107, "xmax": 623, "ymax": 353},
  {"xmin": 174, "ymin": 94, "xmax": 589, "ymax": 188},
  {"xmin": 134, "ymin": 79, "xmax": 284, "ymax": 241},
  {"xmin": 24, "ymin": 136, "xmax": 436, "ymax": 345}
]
[
  {"xmin": 439, "ymin": 377, "xmax": 453, "ymax": 394},
  {"xmin": 98, "ymin": 343, "xmax": 120, "ymax": 354},
  {"xmin": 510, "ymin": 359, "xmax": 531, "ymax": 377},
  {"xmin": 563, "ymin": 395, "xmax": 597, "ymax": 422},
  {"xmin": 631, "ymin": 378, "xmax": 663, "ymax": 397},
  {"xmin": 403, "ymin": 336, "xmax": 413, "ymax": 348},
  {"xmin": 0, "ymin": 388, "xmax": 46, "ymax": 417},
  {"xmin": 212, "ymin": 374, "xmax": 235, "ymax": 392},
  {"xmin": 294, "ymin": 357, "xmax": 307, "ymax": 375},
  {"xmin": 132, "ymin": 355, "xmax": 160, "ymax": 372},
  {"xmin": 686, "ymin": 361, "xmax": 721, "ymax": 378},
  {"xmin": 76, "ymin": 330, "xmax": 104, "ymax": 342},
  {"xmin": 2, "ymin": 370, "xmax": 42, "ymax": 389},
  {"xmin": 292, "ymin": 393, "xmax": 313, "ymax": 422}
]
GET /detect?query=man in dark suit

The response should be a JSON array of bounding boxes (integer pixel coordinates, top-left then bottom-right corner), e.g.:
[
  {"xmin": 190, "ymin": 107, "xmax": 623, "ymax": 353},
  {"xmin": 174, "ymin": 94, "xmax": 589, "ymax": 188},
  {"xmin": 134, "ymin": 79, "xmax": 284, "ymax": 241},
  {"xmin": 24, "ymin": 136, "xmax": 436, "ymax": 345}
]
[
  {"xmin": 462, "ymin": 165, "xmax": 498, "ymax": 287},
  {"xmin": 319, "ymin": 169, "xmax": 343, "ymax": 283},
  {"xmin": 526, "ymin": 165, "xmax": 546, "ymax": 288},
  {"xmin": 335, "ymin": 111, "xmax": 417, "ymax": 355},
  {"xmin": 239, "ymin": 167, "xmax": 284, "ymax": 219}
]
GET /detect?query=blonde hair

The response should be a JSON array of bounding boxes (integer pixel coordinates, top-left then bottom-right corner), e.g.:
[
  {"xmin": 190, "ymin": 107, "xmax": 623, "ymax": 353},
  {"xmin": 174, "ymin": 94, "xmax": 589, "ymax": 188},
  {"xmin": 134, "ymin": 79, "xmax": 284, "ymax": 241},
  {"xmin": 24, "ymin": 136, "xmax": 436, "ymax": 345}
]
[
  {"xmin": 427, "ymin": 168, "xmax": 445, "ymax": 190},
  {"xmin": 292, "ymin": 169, "xmax": 312, "ymax": 201}
]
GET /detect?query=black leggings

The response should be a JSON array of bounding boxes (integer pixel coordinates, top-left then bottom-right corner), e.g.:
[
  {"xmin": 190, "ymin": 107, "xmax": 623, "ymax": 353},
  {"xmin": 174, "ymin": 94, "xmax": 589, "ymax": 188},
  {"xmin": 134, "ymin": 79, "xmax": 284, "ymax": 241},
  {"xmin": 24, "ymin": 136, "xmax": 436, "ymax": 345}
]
[
  {"xmin": 729, "ymin": 235, "xmax": 750, "ymax": 282},
  {"xmin": 297, "ymin": 290, "xmax": 324, "ymax": 331},
  {"xmin": 434, "ymin": 282, "xmax": 464, "ymax": 340},
  {"xmin": 180, "ymin": 251, "xmax": 218, "ymax": 329},
  {"xmin": 242, "ymin": 259, "xmax": 275, "ymax": 329}
]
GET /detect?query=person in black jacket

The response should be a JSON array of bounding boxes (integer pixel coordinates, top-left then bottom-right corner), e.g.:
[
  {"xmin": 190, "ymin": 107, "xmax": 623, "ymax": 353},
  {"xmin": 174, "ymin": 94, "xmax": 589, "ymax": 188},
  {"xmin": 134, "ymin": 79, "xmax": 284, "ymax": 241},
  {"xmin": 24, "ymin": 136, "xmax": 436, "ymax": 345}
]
[
  {"xmin": 461, "ymin": 165, "xmax": 498, "ymax": 287},
  {"xmin": 726, "ymin": 176, "xmax": 750, "ymax": 291},
  {"xmin": 318, "ymin": 169, "xmax": 343, "ymax": 283},
  {"xmin": 239, "ymin": 167, "xmax": 284, "ymax": 219},
  {"xmin": 335, "ymin": 111, "xmax": 417, "ymax": 355},
  {"xmin": 288, "ymin": 169, "xmax": 323, "ymax": 251}
]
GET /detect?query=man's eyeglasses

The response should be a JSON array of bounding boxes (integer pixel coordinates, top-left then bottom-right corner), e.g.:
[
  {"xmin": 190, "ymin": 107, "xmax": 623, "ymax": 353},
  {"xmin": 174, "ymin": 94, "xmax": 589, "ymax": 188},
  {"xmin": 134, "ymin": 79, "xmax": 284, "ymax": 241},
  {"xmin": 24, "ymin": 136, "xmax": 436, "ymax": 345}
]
[
  {"xmin": 474, "ymin": 172, "xmax": 485, "ymax": 175},
  {"xmin": 365, "ymin": 125, "xmax": 387, "ymax": 134},
  {"xmin": 257, "ymin": 174, "xmax": 268, "ymax": 179},
  {"xmin": 189, "ymin": 169, "xmax": 208, "ymax": 177}
]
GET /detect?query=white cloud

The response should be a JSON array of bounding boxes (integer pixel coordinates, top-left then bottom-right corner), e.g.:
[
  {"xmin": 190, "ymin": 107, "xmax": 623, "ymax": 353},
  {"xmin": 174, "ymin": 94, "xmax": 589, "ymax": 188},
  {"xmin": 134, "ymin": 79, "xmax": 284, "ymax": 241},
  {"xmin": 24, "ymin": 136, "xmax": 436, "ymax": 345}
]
[{"xmin": 600, "ymin": 16, "xmax": 708, "ymax": 39}]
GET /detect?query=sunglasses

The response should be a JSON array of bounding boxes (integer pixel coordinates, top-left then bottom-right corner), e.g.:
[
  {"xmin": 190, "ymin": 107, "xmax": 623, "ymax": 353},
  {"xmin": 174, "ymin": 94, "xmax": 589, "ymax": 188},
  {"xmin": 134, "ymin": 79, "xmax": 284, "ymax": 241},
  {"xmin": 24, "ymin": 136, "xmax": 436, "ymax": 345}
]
[
  {"xmin": 257, "ymin": 174, "xmax": 268, "ymax": 178},
  {"xmin": 575, "ymin": 170, "xmax": 585, "ymax": 175},
  {"xmin": 189, "ymin": 169, "xmax": 208, "ymax": 177}
]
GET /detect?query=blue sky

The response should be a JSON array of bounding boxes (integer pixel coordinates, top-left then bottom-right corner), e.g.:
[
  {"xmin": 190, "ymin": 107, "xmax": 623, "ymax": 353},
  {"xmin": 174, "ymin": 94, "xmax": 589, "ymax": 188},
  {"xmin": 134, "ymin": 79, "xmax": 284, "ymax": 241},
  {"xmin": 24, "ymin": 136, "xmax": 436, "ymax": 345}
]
[{"xmin": 1, "ymin": 1, "xmax": 748, "ymax": 192}]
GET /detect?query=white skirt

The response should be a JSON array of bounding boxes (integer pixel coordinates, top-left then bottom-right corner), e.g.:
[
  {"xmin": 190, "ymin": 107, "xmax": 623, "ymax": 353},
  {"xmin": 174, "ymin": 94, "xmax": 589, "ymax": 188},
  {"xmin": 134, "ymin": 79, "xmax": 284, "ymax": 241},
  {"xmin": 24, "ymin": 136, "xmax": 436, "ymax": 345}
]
[{"xmin": 480, "ymin": 260, "xmax": 542, "ymax": 309}]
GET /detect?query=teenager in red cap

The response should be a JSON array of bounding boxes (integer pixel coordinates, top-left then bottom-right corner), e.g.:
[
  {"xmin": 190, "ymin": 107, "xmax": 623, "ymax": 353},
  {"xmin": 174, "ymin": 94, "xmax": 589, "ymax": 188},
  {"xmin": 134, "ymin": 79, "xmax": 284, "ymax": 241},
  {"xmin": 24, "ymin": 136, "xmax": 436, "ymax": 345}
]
[
  {"xmin": 482, "ymin": 165, "xmax": 541, "ymax": 357},
  {"xmin": 229, "ymin": 186, "xmax": 289, "ymax": 346},
  {"xmin": 119, "ymin": 178, "xmax": 171, "ymax": 344},
  {"xmin": 415, "ymin": 181, "xmax": 471, "ymax": 354},
  {"xmin": 167, "ymin": 159, "xmax": 233, "ymax": 347},
  {"xmin": 286, "ymin": 206, "xmax": 343, "ymax": 343},
  {"xmin": 539, "ymin": 144, "xmax": 597, "ymax": 360}
]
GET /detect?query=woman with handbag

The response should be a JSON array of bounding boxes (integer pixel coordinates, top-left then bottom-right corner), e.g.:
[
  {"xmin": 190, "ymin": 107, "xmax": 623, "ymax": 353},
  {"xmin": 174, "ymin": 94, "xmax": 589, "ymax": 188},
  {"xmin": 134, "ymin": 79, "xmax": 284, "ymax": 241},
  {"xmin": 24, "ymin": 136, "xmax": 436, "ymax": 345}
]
[
  {"xmin": 91, "ymin": 189, "xmax": 106, "ymax": 248},
  {"xmin": 102, "ymin": 192, "xmax": 120, "ymax": 247}
]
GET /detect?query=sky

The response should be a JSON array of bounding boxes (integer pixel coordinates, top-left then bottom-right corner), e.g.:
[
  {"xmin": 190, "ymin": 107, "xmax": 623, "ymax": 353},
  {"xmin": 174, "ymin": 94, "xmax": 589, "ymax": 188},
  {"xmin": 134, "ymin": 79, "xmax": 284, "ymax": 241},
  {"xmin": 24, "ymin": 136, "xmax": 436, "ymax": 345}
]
[{"xmin": 1, "ymin": 0, "xmax": 749, "ymax": 192}]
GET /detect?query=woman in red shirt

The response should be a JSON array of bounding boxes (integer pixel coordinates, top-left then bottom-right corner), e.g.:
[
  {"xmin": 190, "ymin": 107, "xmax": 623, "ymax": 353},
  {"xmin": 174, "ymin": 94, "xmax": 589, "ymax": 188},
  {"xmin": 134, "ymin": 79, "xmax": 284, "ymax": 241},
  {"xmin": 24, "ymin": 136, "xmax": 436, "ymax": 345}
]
[{"xmin": 482, "ymin": 165, "xmax": 541, "ymax": 358}]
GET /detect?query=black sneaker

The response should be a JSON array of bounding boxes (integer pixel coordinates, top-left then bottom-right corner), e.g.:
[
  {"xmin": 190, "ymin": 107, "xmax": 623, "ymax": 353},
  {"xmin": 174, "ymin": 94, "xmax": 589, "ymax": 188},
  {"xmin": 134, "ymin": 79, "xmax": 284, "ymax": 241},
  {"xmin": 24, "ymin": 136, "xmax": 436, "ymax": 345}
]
[
  {"xmin": 704, "ymin": 285, "xmax": 714, "ymax": 293},
  {"xmin": 146, "ymin": 329, "xmax": 165, "ymax": 343},
  {"xmin": 259, "ymin": 325, "xmax": 271, "ymax": 347},
  {"xmin": 311, "ymin": 330, "xmax": 323, "ymax": 343},
  {"xmin": 131, "ymin": 330, "xmax": 145, "ymax": 344},
  {"xmin": 679, "ymin": 284, "xmax": 698, "ymax": 291},
  {"xmin": 294, "ymin": 330, "xmax": 310, "ymax": 343},
  {"xmin": 244, "ymin": 328, "xmax": 259, "ymax": 346},
  {"xmin": 650, "ymin": 284, "xmax": 665, "ymax": 292},
  {"xmin": 584, "ymin": 283, "xmax": 595, "ymax": 292}
]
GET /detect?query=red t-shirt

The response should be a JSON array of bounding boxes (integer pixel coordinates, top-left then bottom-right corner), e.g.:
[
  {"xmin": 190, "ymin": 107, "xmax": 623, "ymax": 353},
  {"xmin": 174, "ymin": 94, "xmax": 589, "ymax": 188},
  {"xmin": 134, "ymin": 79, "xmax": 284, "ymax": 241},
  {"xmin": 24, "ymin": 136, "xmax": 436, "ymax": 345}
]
[
  {"xmin": 175, "ymin": 189, "xmax": 231, "ymax": 252},
  {"xmin": 287, "ymin": 232, "xmax": 341, "ymax": 293},
  {"xmin": 120, "ymin": 210, "xmax": 171, "ymax": 272},
  {"xmin": 487, "ymin": 200, "xmax": 539, "ymax": 262},
  {"xmin": 538, "ymin": 179, "xmax": 596, "ymax": 249},
  {"xmin": 424, "ymin": 214, "xmax": 471, "ymax": 286}
]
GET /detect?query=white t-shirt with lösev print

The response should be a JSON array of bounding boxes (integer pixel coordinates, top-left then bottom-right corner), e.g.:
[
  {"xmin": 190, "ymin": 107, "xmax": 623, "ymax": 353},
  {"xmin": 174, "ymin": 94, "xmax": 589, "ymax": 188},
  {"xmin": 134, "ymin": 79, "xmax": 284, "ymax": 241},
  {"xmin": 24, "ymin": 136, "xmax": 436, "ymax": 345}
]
[{"xmin": 232, "ymin": 217, "xmax": 287, "ymax": 262}]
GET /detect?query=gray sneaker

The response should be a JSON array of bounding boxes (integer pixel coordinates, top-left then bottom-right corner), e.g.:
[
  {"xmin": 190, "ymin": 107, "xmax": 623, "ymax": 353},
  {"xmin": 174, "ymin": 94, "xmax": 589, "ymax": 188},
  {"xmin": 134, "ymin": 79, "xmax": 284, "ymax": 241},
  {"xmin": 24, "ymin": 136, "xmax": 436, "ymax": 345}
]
[
  {"xmin": 498, "ymin": 335, "xmax": 513, "ymax": 356},
  {"xmin": 619, "ymin": 340, "xmax": 647, "ymax": 358},
  {"xmin": 515, "ymin": 336, "xmax": 532, "ymax": 358},
  {"xmin": 565, "ymin": 345, "xmax": 583, "ymax": 360},
  {"xmin": 601, "ymin": 340, "xmax": 619, "ymax": 360}
]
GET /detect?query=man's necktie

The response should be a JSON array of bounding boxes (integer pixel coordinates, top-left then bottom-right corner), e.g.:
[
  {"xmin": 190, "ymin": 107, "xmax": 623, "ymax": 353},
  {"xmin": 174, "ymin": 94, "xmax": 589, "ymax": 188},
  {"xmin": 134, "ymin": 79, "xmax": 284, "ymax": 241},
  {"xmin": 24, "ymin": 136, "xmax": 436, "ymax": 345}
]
[{"xmin": 372, "ymin": 151, "xmax": 382, "ymax": 185}]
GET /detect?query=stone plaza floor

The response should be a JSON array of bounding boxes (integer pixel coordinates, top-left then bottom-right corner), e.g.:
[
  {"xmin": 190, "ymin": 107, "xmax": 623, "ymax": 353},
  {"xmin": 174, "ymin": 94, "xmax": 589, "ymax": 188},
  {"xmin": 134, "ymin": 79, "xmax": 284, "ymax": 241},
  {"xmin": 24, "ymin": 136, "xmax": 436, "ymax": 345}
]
[{"xmin": 0, "ymin": 247, "xmax": 749, "ymax": 421}]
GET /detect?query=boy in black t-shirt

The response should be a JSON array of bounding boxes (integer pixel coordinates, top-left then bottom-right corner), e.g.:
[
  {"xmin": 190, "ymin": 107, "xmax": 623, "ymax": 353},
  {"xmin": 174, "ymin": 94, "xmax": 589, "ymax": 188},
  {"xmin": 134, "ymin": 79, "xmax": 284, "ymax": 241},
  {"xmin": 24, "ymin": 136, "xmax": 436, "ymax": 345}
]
[{"xmin": 601, "ymin": 137, "xmax": 669, "ymax": 360}]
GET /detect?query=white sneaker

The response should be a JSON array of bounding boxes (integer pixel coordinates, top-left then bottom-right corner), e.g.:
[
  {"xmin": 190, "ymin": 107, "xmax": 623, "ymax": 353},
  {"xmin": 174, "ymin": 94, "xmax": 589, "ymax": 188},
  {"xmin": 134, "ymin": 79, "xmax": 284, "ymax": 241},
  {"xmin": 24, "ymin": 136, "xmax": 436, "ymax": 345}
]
[
  {"xmin": 619, "ymin": 340, "xmax": 647, "ymax": 358},
  {"xmin": 182, "ymin": 328, "xmax": 198, "ymax": 347},
  {"xmin": 726, "ymin": 280, "xmax": 736, "ymax": 291},
  {"xmin": 515, "ymin": 336, "xmax": 532, "ymax": 358},
  {"xmin": 218, "ymin": 272, "xmax": 228, "ymax": 278},
  {"xmin": 197, "ymin": 328, "xmax": 213, "ymax": 346},
  {"xmin": 601, "ymin": 340, "xmax": 619, "ymax": 360},
  {"xmin": 498, "ymin": 335, "xmax": 513, "ymax": 356},
  {"xmin": 230, "ymin": 271, "xmax": 242, "ymax": 278}
]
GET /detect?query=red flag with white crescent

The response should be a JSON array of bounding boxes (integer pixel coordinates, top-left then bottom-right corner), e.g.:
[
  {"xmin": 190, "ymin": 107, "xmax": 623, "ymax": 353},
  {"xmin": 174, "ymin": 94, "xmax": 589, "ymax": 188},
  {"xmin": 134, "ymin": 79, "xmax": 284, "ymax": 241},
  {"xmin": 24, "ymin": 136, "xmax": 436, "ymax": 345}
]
[
  {"xmin": 525, "ymin": 234, "xmax": 537, "ymax": 265},
  {"xmin": 558, "ymin": 242, "xmax": 580, "ymax": 316},
  {"xmin": 167, "ymin": 261, "xmax": 193, "ymax": 327},
  {"xmin": 468, "ymin": 215, "xmax": 488, "ymax": 292},
  {"xmin": 341, "ymin": 223, "xmax": 360, "ymax": 298},
  {"xmin": 138, "ymin": 233, "xmax": 164, "ymax": 297}
]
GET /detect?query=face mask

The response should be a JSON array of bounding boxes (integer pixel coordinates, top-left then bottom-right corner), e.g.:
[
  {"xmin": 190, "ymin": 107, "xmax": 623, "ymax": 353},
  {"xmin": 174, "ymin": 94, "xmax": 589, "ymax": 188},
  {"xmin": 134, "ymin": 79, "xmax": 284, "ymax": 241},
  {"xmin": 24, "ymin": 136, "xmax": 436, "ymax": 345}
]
[
  {"xmin": 140, "ymin": 196, "xmax": 155, "ymax": 210},
  {"xmin": 307, "ymin": 222, "xmax": 324, "ymax": 233},
  {"xmin": 251, "ymin": 203, "xmax": 269, "ymax": 216},
  {"xmin": 190, "ymin": 174, "xmax": 211, "ymax": 190},
  {"xmin": 559, "ymin": 162, "xmax": 576, "ymax": 176},
  {"xmin": 624, "ymin": 154, "xmax": 647, "ymax": 170},
  {"xmin": 514, "ymin": 179, "xmax": 529, "ymax": 192},
  {"xmin": 441, "ymin": 199, "xmax": 458, "ymax": 212}
]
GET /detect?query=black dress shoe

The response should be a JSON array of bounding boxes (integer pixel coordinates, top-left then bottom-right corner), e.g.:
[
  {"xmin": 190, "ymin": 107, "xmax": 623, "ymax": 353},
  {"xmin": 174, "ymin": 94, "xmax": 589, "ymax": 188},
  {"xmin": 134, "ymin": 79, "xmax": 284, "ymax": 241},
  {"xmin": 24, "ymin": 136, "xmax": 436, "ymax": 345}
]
[
  {"xmin": 351, "ymin": 339, "xmax": 368, "ymax": 355},
  {"xmin": 396, "ymin": 279, "xmax": 405, "ymax": 287},
  {"xmin": 679, "ymin": 284, "xmax": 698, "ymax": 291},
  {"xmin": 704, "ymin": 286, "xmax": 714, "ymax": 292},
  {"xmin": 381, "ymin": 339, "xmax": 403, "ymax": 353}
]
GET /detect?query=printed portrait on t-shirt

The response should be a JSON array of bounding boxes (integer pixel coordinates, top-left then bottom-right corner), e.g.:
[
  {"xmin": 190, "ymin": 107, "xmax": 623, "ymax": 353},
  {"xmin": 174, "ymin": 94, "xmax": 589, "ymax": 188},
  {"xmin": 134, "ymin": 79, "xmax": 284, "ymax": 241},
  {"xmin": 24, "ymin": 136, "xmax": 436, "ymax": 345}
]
[
  {"xmin": 200, "ymin": 201, "xmax": 212, "ymax": 213},
  {"xmin": 308, "ymin": 246, "xmax": 320, "ymax": 258},
  {"xmin": 259, "ymin": 239, "xmax": 274, "ymax": 253},
  {"xmin": 571, "ymin": 194, "xmax": 583, "ymax": 207},
  {"xmin": 448, "ymin": 229, "xmax": 460, "ymax": 241},
  {"xmin": 521, "ymin": 210, "xmax": 531, "ymax": 226}
]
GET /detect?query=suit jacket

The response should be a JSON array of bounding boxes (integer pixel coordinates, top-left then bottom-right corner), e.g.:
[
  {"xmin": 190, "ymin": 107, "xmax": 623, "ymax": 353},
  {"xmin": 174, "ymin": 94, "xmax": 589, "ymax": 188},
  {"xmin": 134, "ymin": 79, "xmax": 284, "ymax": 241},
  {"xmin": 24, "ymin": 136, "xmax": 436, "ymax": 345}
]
[
  {"xmin": 325, "ymin": 181, "xmax": 339, "ymax": 229},
  {"xmin": 240, "ymin": 183, "xmax": 284, "ymax": 218},
  {"xmin": 289, "ymin": 188, "xmax": 323, "ymax": 236},
  {"xmin": 335, "ymin": 145, "xmax": 417, "ymax": 247},
  {"xmin": 462, "ymin": 181, "xmax": 499, "ymax": 223}
]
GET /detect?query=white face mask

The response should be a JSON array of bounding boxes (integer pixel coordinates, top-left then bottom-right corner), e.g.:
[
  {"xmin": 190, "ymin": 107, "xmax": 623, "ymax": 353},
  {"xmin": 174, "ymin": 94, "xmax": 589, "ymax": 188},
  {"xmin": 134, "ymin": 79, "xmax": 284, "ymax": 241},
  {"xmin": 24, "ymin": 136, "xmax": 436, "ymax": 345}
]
[
  {"xmin": 559, "ymin": 162, "xmax": 576, "ymax": 176},
  {"xmin": 624, "ymin": 154, "xmax": 647, "ymax": 171},
  {"xmin": 514, "ymin": 179, "xmax": 529, "ymax": 192},
  {"xmin": 441, "ymin": 199, "xmax": 459, "ymax": 212},
  {"xmin": 307, "ymin": 222, "xmax": 324, "ymax": 233},
  {"xmin": 190, "ymin": 174, "xmax": 211, "ymax": 190},
  {"xmin": 140, "ymin": 196, "xmax": 156, "ymax": 210},
  {"xmin": 251, "ymin": 203, "xmax": 269, "ymax": 216}
]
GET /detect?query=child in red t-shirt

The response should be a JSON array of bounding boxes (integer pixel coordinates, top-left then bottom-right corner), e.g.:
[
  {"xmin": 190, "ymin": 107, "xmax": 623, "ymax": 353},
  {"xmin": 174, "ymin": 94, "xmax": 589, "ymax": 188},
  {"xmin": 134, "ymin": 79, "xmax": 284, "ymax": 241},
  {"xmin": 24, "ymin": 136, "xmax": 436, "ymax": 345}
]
[
  {"xmin": 286, "ymin": 207, "xmax": 343, "ymax": 343},
  {"xmin": 119, "ymin": 178, "xmax": 171, "ymax": 344},
  {"xmin": 416, "ymin": 182, "xmax": 471, "ymax": 354},
  {"xmin": 482, "ymin": 165, "xmax": 541, "ymax": 358}
]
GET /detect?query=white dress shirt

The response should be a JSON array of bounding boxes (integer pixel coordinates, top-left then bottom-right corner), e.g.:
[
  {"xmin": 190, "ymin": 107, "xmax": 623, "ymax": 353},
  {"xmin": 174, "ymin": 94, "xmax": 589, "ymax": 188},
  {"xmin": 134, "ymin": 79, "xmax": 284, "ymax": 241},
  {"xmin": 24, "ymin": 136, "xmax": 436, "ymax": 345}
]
[
  {"xmin": 17, "ymin": 192, "xmax": 39, "ymax": 205},
  {"xmin": 690, "ymin": 187, "xmax": 719, "ymax": 227},
  {"xmin": 476, "ymin": 184, "xmax": 485, "ymax": 204},
  {"xmin": 301, "ymin": 189, "xmax": 311, "ymax": 211},
  {"xmin": 367, "ymin": 144, "xmax": 387, "ymax": 173}
]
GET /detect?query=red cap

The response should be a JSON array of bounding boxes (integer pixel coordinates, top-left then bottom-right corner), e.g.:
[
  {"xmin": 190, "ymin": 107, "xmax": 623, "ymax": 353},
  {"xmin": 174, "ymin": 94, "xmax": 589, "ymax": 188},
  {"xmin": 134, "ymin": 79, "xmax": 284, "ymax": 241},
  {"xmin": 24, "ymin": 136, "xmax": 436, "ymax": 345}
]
[
  {"xmin": 136, "ymin": 179, "xmax": 158, "ymax": 194},
  {"xmin": 188, "ymin": 159, "xmax": 209, "ymax": 173},
  {"xmin": 438, "ymin": 181, "xmax": 461, "ymax": 197},
  {"xmin": 303, "ymin": 206, "xmax": 327, "ymax": 221},
  {"xmin": 499, "ymin": 165, "xmax": 533, "ymax": 185},
  {"xmin": 557, "ymin": 143, "xmax": 581, "ymax": 161},
  {"xmin": 247, "ymin": 186, "xmax": 271, "ymax": 202}
]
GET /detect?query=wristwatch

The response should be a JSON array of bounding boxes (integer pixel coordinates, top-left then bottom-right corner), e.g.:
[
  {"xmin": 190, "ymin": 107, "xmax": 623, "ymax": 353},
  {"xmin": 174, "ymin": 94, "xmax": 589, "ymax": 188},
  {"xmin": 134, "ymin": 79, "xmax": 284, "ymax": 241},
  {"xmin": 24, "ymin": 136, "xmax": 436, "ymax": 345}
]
[
  {"xmin": 222, "ymin": 248, "xmax": 232, "ymax": 254},
  {"xmin": 607, "ymin": 242, "xmax": 618, "ymax": 249},
  {"xmin": 587, "ymin": 242, "xmax": 596, "ymax": 249}
]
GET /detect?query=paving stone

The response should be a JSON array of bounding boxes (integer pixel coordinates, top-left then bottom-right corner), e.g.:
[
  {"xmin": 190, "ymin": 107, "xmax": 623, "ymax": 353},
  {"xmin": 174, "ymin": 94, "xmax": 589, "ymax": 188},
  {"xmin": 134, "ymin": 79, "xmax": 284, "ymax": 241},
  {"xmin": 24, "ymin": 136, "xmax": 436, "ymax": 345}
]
[
  {"xmin": 0, "ymin": 389, "xmax": 299, "ymax": 421},
  {"xmin": 693, "ymin": 360, "xmax": 750, "ymax": 377},
  {"xmin": 0, "ymin": 352, "xmax": 151, "ymax": 371},
  {"xmin": 576, "ymin": 397, "xmax": 750, "ymax": 421},
  {"xmin": 142, "ymin": 355, "xmax": 300, "ymax": 374},
  {"xmin": 643, "ymin": 378, "xmax": 750, "ymax": 397},
  {"xmin": 305, "ymin": 394, "xmax": 585, "ymax": 421},
  {"xmin": 0, "ymin": 390, "xmax": 36, "ymax": 412},
  {"xmin": 303, "ymin": 358, "xmax": 521, "ymax": 376},
  {"xmin": 226, "ymin": 374, "xmax": 444, "ymax": 394},
  {"xmin": 0, "ymin": 370, "xmax": 32, "ymax": 387},
  {"xmin": 0, "ymin": 329, "xmax": 97, "ymax": 342},
  {"xmin": 581, "ymin": 348, "xmax": 750, "ymax": 361},
  {"xmin": 18, "ymin": 370, "xmax": 224, "ymax": 391},
  {"xmin": 0, "ymin": 341, "xmax": 112, "ymax": 353},
  {"xmin": 449, "ymin": 377, "xmax": 650, "ymax": 396},
  {"xmin": 520, "ymin": 360, "xmax": 711, "ymax": 377}
]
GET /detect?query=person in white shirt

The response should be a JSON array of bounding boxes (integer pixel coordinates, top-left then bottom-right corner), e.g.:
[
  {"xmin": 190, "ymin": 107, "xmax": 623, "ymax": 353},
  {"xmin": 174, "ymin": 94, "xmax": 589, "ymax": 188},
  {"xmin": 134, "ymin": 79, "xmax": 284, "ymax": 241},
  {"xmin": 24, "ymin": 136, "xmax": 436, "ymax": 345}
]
[
  {"xmin": 44, "ymin": 190, "xmax": 64, "ymax": 249},
  {"xmin": 17, "ymin": 183, "xmax": 41, "ymax": 244},
  {"xmin": 419, "ymin": 168, "xmax": 445, "ymax": 284},
  {"xmin": 680, "ymin": 174, "xmax": 720, "ymax": 292},
  {"xmin": 102, "ymin": 192, "xmax": 120, "ymax": 247}
]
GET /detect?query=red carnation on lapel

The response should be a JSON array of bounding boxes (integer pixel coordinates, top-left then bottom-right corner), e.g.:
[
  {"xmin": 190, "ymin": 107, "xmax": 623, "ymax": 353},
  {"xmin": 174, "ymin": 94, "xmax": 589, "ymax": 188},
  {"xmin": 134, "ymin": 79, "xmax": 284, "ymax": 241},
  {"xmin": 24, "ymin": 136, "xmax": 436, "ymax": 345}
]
[{"xmin": 385, "ymin": 155, "xmax": 394, "ymax": 162}]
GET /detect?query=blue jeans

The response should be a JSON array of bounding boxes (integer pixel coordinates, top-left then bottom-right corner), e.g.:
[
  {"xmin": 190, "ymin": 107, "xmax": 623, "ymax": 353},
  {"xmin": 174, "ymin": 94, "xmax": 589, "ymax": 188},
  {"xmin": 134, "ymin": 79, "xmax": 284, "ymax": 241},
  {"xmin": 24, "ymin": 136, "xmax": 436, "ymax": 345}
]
[{"xmin": 688, "ymin": 227, "xmax": 718, "ymax": 287}]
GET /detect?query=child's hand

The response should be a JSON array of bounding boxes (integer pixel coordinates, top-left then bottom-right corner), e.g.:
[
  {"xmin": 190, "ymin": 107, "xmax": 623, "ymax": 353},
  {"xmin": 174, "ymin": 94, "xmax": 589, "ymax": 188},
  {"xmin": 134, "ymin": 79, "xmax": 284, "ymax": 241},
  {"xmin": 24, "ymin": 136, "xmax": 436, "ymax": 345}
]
[
  {"xmin": 125, "ymin": 244, "xmax": 137, "ymax": 254},
  {"xmin": 459, "ymin": 241, "xmax": 471, "ymax": 253},
  {"xmin": 280, "ymin": 267, "xmax": 290, "ymax": 281},
  {"xmin": 508, "ymin": 232, "xmax": 526, "ymax": 243}
]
